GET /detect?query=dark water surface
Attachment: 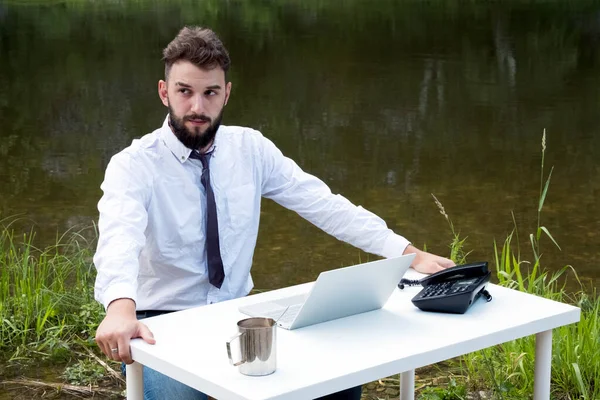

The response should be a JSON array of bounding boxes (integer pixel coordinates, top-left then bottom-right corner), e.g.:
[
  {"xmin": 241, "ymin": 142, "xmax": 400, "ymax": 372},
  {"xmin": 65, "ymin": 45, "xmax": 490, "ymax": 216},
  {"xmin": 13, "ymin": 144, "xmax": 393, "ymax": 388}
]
[{"xmin": 1, "ymin": 0, "xmax": 599, "ymax": 290}]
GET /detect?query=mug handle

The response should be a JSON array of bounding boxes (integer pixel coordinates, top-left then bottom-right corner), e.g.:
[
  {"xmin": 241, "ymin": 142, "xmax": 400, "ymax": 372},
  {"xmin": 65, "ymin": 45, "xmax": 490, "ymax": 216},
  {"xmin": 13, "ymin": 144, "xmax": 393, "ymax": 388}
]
[{"xmin": 226, "ymin": 332, "xmax": 246, "ymax": 366}]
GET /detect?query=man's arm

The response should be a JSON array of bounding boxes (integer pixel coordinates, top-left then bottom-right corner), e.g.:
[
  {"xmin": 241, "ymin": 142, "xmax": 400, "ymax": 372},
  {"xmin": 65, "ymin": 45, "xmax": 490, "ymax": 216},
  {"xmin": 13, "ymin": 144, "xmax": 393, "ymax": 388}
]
[
  {"xmin": 258, "ymin": 135, "xmax": 454, "ymax": 274},
  {"xmin": 93, "ymin": 152, "xmax": 155, "ymax": 363}
]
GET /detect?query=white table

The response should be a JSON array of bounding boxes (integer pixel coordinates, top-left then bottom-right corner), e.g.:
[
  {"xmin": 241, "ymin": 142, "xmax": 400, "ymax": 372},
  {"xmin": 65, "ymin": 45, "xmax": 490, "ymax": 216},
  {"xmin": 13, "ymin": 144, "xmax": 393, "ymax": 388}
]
[{"xmin": 127, "ymin": 274, "xmax": 580, "ymax": 400}]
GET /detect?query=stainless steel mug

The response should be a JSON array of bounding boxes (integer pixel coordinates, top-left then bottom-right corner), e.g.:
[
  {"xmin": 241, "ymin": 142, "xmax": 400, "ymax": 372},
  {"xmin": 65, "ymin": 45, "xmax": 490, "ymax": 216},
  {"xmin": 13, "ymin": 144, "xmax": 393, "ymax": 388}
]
[{"xmin": 226, "ymin": 317, "xmax": 277, "ymax": 376}]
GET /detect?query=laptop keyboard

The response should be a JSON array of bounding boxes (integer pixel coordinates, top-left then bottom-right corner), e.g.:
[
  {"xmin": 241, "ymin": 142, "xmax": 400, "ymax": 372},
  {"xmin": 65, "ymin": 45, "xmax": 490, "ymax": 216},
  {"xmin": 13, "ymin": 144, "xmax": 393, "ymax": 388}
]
[
  {"xmin": 274, "ymin": 294, "xmax": 308, "ymax": 307},
  {"xmin": 262, "ymin": 303, "xmax": 303, "ymax": 324}
]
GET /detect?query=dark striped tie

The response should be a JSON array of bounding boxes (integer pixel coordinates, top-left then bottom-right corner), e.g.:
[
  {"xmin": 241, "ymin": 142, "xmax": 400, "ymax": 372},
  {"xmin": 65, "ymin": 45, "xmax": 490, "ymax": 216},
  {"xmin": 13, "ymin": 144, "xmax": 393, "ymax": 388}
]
[{"xmin": 189, "ymin": 150, "xmax": 225, "ymax": 289}]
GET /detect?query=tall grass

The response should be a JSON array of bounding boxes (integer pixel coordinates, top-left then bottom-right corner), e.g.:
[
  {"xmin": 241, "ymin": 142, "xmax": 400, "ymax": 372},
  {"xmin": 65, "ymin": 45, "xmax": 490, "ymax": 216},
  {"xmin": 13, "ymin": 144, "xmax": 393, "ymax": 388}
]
[
  {"xmin": 0, "ymin": 219, "xmax": 104, "ymax": 363},
  {"xmin": 437, "ymin": 131, "xmax": 599, "ymax": 399}
]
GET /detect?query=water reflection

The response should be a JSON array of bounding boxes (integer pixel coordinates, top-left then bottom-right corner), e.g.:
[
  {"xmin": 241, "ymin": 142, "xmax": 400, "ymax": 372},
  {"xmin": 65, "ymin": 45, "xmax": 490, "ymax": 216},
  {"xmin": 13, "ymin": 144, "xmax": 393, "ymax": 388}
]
[{"xmin": 1, "ymin": 0, "xmax": 599, "ymax": 289}]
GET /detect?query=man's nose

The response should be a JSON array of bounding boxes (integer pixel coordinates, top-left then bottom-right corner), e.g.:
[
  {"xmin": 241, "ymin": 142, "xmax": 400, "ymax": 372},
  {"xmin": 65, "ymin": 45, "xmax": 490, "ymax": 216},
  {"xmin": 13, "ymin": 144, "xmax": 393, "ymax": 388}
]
[{"xmin": 190, "ymin": 95, "xmax": 205, "ymax": 114}]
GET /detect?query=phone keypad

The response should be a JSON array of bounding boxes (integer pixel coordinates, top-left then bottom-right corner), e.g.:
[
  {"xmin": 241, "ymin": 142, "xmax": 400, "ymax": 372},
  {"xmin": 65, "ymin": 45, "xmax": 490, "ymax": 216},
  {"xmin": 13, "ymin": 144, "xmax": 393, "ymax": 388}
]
[{"xmin": 419, "ymin": 281, "xmax": 473, "ymax": 298}]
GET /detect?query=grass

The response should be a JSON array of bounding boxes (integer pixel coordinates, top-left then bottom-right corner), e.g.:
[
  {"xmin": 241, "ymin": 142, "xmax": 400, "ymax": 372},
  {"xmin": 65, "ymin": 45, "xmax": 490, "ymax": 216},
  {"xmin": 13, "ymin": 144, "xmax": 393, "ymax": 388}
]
[{"xmin": 0, "ymin": 219, "xmax": 104, "ymax": 364}]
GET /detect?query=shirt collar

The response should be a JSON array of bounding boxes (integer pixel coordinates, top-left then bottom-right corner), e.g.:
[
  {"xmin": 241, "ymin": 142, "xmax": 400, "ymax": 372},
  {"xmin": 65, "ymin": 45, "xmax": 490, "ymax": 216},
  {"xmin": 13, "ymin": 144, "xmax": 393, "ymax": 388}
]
[{"xmin": 159, "ymin": 115, "xmax": 217, "ymax": 163}]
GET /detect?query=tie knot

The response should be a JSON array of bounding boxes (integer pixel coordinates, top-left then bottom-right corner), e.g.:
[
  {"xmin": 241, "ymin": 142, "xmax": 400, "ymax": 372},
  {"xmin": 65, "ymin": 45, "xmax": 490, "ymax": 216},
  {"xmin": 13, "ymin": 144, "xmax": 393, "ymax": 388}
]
[{"xmin": 189, "ymin": 150, "xmax": 211, "ymax": 169}]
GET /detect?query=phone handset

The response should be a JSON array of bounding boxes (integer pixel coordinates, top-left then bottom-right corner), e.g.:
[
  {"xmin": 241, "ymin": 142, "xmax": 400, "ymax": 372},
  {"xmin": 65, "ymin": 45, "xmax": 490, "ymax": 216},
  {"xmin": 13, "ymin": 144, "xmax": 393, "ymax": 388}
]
[
  {"xmin": 421, "ymin": 261, "xmax": 489, "ymax": 286},
  {"xmin": 399, "ymin": 261, "xmax": 492, "ymax": 314}
]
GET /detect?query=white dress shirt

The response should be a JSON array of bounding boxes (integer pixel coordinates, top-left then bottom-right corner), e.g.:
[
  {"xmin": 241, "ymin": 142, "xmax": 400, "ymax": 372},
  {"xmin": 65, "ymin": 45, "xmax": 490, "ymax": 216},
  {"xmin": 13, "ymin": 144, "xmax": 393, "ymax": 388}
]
[{"xmin": 93, "ymin": 116, "xmax": 410, "ymax": 311}]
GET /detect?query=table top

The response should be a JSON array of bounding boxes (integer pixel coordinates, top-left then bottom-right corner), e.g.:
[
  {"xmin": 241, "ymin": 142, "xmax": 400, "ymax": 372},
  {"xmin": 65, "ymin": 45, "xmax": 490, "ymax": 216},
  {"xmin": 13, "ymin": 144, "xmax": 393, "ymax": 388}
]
[{"xmin": 131, "ymin": 273, "xmax": 580, "ymax": 400}]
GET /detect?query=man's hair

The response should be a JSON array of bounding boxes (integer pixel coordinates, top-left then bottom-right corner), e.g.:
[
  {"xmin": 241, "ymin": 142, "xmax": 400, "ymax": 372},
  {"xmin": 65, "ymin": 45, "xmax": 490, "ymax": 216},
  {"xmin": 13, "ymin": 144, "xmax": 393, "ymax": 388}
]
[{"xmin": 162, "ymin": 26, "xmax": 231, "ymax": 80}]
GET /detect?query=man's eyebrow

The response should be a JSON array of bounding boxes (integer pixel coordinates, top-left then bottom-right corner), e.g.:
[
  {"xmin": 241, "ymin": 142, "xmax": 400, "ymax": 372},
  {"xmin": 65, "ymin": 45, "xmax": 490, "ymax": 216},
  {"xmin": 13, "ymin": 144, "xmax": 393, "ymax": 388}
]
[{"xmin": 174, "ymin": 82, "xmax": 222, "ymax": 90}]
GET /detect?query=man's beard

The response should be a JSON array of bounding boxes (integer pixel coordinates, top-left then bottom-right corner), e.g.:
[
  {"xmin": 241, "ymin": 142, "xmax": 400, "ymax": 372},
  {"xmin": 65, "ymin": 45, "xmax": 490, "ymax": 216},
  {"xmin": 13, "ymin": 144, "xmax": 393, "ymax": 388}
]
[{"xmin": 168, "ymin": 105, "xmax": 224, "ymax": 150}]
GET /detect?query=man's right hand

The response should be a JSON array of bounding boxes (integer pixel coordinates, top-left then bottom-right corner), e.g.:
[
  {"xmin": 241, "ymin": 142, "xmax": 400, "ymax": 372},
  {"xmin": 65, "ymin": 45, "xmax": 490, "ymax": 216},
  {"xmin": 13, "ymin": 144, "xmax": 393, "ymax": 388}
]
[{"xmin": 95, "ymin": 298, "xmax": 156, "ymax": 364}]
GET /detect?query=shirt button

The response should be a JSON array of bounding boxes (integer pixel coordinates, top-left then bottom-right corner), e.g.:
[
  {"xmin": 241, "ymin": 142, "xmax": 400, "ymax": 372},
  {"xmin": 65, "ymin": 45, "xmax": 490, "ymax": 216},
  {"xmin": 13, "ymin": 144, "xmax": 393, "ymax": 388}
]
[{"xmin": 181, "ymin": 156, "xmax": 185, "ymax": 160}]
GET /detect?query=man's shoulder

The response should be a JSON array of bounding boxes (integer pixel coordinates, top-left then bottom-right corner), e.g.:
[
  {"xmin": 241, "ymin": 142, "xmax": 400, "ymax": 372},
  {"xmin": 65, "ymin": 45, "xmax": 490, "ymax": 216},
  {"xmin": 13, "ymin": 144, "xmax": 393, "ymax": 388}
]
[
  {"xmin": 218, "ymin": 125, "xmax": 269, "ymax": 148},
  {"xmin": 113, "ymin": 129, "xmax": 163, "ymax": 161},
  {"xmin": 219, "ymin": 125, "xmax": 262, "ymax": 138}
]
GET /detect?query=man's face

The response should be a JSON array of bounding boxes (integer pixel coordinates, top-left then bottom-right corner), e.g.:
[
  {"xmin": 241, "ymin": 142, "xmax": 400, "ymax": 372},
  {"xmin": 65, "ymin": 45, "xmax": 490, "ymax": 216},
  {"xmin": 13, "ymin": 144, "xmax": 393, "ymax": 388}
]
[{"xmin": 158, "ymin": 60, "xmax": 232, "ymax": 150}]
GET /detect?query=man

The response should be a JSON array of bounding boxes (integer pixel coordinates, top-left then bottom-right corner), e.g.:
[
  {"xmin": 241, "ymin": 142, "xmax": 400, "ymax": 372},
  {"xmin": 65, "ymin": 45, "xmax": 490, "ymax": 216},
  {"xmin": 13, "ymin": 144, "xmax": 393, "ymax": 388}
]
[{"xmin": 94, "ymin": 26, "xmax": 454, "ymax": 400}]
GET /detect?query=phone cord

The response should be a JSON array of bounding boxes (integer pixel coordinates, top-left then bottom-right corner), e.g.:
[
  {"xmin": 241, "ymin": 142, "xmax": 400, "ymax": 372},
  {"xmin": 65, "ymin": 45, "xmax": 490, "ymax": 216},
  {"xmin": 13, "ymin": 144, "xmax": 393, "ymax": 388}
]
[
  {"xmin": 397, "ymin": 278, "xmax": 421, "ymax": 290},
  {"xmin": 481, "ymin": 288, "xmax": 493, "ymax": 302}
]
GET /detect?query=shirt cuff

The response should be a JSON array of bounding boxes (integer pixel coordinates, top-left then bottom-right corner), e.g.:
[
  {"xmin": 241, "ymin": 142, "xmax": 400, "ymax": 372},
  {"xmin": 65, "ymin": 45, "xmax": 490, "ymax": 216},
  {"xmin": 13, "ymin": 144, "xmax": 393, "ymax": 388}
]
[
  {"xmin": 101, "ymin": 282, "xmax": 138, "ymax": 310},
  {"xmin": 381, "ymin": 232, "xmax": 411, "ymax": 259}
]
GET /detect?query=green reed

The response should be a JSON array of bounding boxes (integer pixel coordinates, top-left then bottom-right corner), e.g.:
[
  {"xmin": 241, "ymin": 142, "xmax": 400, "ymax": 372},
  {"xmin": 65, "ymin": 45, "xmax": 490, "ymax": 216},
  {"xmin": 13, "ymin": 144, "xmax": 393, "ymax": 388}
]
[
  {"xmin": 442, "ymin": 131, "xmax": 599, "ymax": 399},
  {"xmin": 0, "ymin": 220, "xmax": 103, "ymax": 362}
]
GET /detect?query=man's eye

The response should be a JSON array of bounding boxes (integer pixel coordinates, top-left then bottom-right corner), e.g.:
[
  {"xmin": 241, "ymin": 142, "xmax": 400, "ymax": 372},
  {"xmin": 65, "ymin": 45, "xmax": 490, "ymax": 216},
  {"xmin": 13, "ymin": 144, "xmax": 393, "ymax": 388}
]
[
  {"xmin": 179, "ymin": 88, "xmax": 191, "ymax": 94},
  {"xmin": 205, "ymin": 90, "xmax": 217, "ymax": 96}
]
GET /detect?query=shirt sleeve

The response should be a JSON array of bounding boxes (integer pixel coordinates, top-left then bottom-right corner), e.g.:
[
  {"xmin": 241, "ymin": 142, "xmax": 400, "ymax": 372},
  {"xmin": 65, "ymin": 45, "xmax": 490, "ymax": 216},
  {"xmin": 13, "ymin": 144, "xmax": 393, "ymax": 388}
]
[
  {"xmin": 93, "ymin": 151, "xmax": 151, "ymax": 310},
  {"xmin": 259, "ymin": 135, "xmax": 410, "ymax": 258}
]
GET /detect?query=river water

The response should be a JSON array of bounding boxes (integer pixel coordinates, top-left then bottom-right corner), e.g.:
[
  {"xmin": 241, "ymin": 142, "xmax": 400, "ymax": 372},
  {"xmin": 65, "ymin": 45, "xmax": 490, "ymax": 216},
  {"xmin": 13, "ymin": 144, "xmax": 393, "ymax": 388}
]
[{"xmin": 1, "ymin": 0, "xmax": 599, "ymax": 291}]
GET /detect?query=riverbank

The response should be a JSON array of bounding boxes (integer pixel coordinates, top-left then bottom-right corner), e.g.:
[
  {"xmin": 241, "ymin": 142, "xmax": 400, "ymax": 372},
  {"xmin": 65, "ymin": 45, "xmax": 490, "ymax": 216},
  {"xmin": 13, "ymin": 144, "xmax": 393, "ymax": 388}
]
[{"xmin": 0, "ymin": 357, "xmax": 490, "ymax": 400}]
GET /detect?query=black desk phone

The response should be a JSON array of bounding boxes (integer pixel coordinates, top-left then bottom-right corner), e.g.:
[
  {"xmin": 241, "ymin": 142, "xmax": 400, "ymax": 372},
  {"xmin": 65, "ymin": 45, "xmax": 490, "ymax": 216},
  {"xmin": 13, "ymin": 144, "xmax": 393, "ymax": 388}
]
[{"xmin": 398, "ymin": 261, "xmax": 492, "ymax": 314}]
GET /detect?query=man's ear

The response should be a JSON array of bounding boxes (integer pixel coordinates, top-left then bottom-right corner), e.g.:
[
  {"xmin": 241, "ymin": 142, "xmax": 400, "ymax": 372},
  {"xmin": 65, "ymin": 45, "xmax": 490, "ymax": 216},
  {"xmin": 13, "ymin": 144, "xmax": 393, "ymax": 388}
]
[
  {"xmin": 224, "ymin": 81, "xmax": 232, "ymax": 106},
  {"xmin": 158, "ymin": 80, "xmax": 169, "ymax": 107}
]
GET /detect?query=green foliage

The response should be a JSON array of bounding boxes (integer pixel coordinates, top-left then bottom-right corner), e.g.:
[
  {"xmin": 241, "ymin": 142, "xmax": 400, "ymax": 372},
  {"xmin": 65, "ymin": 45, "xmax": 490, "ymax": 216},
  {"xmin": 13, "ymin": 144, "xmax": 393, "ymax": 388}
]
[
  {"xmin": 551, "ymin": 291, "xmax": 600, "ymax": 400},
  {"xmin": 418, "ymin": 378, "xmax": 467, "ymax": 400},
  {"xmin": 0, "ymin": 219, "xmax": 103, "ymax": 362},
  {"xmin": 77, "ymin": 300, "xmax": 105, "ymax": 340},
  {"xmin": 62, "ymin": 358, "xmax": 107, "ymax": 386}
]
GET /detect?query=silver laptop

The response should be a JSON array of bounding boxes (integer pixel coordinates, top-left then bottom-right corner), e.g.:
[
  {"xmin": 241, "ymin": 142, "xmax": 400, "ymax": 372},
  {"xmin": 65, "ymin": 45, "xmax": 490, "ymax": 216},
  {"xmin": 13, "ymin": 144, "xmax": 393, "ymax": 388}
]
[{"xmin": 239, "ymin": 254, "xmax": 415, "ymax": 330}]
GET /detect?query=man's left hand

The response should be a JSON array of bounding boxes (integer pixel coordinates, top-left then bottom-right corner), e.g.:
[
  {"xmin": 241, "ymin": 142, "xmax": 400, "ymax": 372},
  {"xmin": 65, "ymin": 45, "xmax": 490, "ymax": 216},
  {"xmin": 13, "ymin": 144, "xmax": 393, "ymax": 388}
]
[{"xmin": 403, "ymin": 244, "xmax": 455, "ymax": 274}]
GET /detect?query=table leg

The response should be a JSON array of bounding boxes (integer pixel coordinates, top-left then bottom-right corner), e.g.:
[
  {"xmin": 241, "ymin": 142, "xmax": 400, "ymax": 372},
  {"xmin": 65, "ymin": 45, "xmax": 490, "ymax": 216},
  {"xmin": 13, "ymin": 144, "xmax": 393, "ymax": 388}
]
[
  {"xmin": 126, "ymin": 362, "xmax": 144, "ymax": 400},
  {"xmin": 533, "ymin": 329, "xmax": 553, "ymax": 400},
  {"xmin": 399, "ymin": 369, "xmax": 415, "ymax": 400}
]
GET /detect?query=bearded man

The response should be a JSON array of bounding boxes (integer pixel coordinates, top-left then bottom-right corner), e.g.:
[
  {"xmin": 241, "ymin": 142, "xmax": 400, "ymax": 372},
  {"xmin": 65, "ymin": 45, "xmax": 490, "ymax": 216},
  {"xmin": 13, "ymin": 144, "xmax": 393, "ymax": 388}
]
[{"xmin": 93, "ymin": 26, "xmax": 454, "ymax": 400}]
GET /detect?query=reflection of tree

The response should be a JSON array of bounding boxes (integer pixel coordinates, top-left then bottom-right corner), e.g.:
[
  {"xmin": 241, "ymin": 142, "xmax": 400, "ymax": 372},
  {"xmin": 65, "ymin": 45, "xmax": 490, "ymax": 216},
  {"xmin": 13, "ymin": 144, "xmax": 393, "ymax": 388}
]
[
  {"xmin": 1, "ymin": 0, "xmax": 599, "ymax": 256},
  {"xmin": 577, "ymin": 11, "xmax": 600, "ymax": 68},
  {"xmin": 494, "ymin": 15, "xmax": 517, "ymax": 90}
]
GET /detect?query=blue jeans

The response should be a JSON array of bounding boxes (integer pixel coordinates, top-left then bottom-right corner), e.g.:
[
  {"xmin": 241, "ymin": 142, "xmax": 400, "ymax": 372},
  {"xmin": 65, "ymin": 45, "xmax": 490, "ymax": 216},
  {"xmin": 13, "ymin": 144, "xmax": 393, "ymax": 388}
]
[
  {"xmin": 120, "ymin": 361, "xmax": 207, "ymax": 400},
  {"xmin": 124, "ymin": 310, "xmax": 361, "ymax": 400}
]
